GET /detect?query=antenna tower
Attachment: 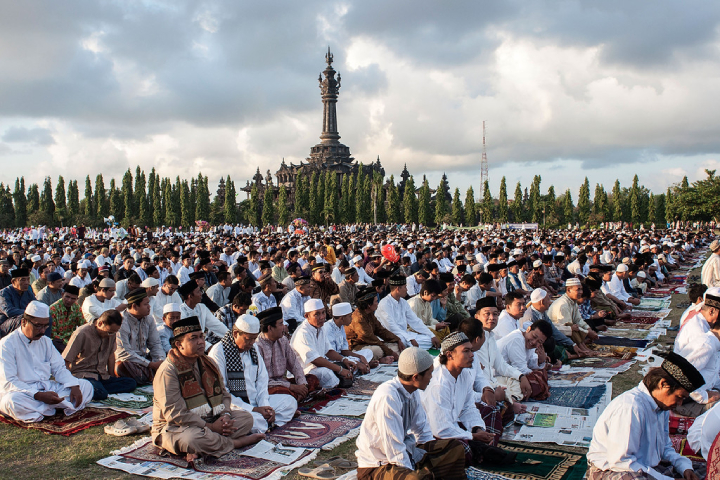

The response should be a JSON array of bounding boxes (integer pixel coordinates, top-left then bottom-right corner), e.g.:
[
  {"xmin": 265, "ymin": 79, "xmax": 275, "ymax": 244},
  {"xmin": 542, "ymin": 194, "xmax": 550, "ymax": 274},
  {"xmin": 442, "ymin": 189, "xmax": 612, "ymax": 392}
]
[{"xmin": 480, "ymin": 121, "xmax": 488, "ymax": 187}]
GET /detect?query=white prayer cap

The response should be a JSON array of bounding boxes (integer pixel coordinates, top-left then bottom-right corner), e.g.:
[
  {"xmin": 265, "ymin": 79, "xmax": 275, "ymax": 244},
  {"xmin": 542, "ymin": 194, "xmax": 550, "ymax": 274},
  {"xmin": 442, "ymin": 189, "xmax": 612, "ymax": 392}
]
[
  {"xmin": 622, "ymin": 257, "xmax": 631, "ymax": 265},
  {"xmin": 163, "ymin": 303, "xmax": 181, "ymax": 315},
  {"xmin": 566, "ymin": 278, "xmax": 581, "ymax": 287},
  {"xmin": 141, "ymin": 277, "xmax": 159, "ymax": 288},
  {"xmin": 533, "ymin": 260, "xmax": 543, "ymax": 268},
  {"xmin": 512, "ymin": 249, "xmax": 523, "ymax": 255},
  {"xmin": 332, "ymin": 302, "xmax": 352, "ymax": 317},
  {"xmin": 98, "ymin": 278, "xmax": 115, "ymax": 288},
  {"xmin": 235, "ymin": 314, "xmax": 260, "ymax": 334},
  {"xmin": 30, "ymin": 255, "xmax": 41, "ymax": 262},
  {"xmin": 352, "ymin": 255, "xmax": 363, "ymax": 263},
  {"xmin": 25, "ymin": 300, "xmax": 49, "ymax": 318},
  {"xmin": 637, "ymin": 271, "xmax": 646, "ymax": 278},
  {"xmin": 398, "ymin": 347, "xmax": 434, "ymax": 376},
  {"xmin": 79, "ymin": 260, "xmax": 91, "ymax": 268},
  {"xmin": 530, "ymin": 289, "xmax": 547, "ymax": 303},
  {"xmin": 304, "ymin": 298, "xmax": 324, "ymax": 313},
  {"xmin": 704, "ymin": 287, "xmax": 720, "ymax": 299},
  {"xmin": 408, "ymin": 243, "xmax": 415, "ymax": 248},
  {"xmin": 64, "ymin": 271, "xmax": 73, "ymax": 279},
  {"xmin": 616, "ymin": 264, "xmax": 629, "ymax": 272}
]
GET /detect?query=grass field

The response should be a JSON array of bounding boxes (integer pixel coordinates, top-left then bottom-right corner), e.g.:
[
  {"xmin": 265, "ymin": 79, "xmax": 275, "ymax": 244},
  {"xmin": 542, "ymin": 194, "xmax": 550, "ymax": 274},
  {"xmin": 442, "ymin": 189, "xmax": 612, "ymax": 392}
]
[{"xmin": 0, "ymin": 264, "xmax": 697, "ymax": 479}]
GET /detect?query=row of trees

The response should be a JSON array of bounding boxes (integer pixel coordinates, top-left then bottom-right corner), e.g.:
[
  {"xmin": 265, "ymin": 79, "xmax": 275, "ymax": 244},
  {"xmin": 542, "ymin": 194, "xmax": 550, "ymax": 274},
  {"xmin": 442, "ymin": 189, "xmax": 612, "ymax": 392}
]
[{"xmin": 0, "ymin": 166, "xmax": 716, "ymax": 229}]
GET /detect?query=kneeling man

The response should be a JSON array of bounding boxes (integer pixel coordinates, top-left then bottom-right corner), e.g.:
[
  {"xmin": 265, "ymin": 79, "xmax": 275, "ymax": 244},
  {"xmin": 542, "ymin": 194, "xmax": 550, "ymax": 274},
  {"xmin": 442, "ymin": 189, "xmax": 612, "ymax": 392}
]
[
  {"xmin": 208, "ymin": 314, "xmax": 296, "ymax": 433},
  {"xmin": 152, "ymin": 316, "xmax": 263, "ymax": 460},
  {"xmin": 0, "ymin": 301, "xmax": 94, "ymax": 421}
]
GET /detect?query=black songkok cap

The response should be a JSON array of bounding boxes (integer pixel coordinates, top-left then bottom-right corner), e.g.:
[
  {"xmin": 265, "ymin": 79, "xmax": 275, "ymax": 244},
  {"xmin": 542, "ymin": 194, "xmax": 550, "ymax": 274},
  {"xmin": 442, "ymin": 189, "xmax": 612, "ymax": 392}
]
[
  {"xmin": 178, "ymin": 280, "xmax": 199, "ymax": 299},
  {"xmin": 388, "ymin": 274, "xmax": 407, "ymax": 287},
  {"xmin": 11, "ymin": 268, "xmax": 29, "ymax": 278},
  {"xmin": 171, "ymin": 316, "xmax": 202, "ymax": 341},
  {"xmin": 257, "ymin": 306, "xmax": 283, "ymax": 327},
  {"xmin": 656, "ymin": 350, "xmax": 705, "ymax": 392},
  {"xmin": 475, "ymin": 297, "xmax": 497, "ymax": 311},
  {"xmin": 125, "ymin": 288, "xmax": 148, "ymax": 305}
]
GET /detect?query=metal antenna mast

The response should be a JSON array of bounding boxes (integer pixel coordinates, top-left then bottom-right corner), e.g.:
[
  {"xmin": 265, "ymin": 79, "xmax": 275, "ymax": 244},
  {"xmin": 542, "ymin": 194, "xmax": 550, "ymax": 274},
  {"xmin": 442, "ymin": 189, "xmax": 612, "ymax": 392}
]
[{"xmin": 481, "ymin": 121, "xmax": 488, "ymax": 187}]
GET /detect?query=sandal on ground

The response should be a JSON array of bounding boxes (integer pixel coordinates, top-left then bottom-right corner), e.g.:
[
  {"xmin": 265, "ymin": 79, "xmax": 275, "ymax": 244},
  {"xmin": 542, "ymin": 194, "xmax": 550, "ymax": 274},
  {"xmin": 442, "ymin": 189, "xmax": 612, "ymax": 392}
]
[
  {"xmin": 314, "ymin": 457, "xmax": 358, "ymax": 469},
  {"xmin": 125, "ymin": 417, "xmax": 151, "ymax": 434},
  {"xmin": 104, "ymin": 419, "xmax": 137, "ymax": 436},
  {"xmin": 298, "ymin": 466, "xmax": 338, "ymax": 479}
]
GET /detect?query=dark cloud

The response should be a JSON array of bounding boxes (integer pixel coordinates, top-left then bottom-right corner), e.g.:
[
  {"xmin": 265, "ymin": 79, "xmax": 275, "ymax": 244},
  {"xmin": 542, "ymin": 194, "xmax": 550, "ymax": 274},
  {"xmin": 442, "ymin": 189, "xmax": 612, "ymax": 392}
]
[{"xmin": 2, "ymin": 126, "xmax": 55, "ymax": 145}]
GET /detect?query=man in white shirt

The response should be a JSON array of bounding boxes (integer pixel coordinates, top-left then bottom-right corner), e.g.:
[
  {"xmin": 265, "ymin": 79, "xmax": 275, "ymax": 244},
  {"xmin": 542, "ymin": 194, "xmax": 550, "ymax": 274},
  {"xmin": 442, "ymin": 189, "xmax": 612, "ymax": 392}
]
[
  {"xmin": 497, "ymin": 321, "xmax": 553, "ymax": 401},
  {"xmin": 0, "ymin": 301, "xmax": 94, "ymax": 422},
  {"xmin": 494, "ymin": 291, "xmax": 528, "ymax": 339},
  {"xmin": 206, "ymin": 271, "xmax": 232, "ymax": 308},
  {"xmin": 587, "ymin": 351, "xmax": 704, "ymax": 480},
  {"xmin": 674, "ymin": 290, "xmax": 720, "ymax": 354},
  {"xmin": 177, "ymin": 279, "xmax": 229, "ymax": 348},
  {"xmin": 406, "ymin": 270, "xmax": 429, "ymax": 297},
  {"xmin": 289, "ymin": 299, "xmax": 354, "ymax": 389},
  {"xmin": 421, "ymin": 332, "xmax": 494, "ymax": 445},
  {"xmin": 69, "ymin": 261, "xmax": 92, "ymax": 289},
  {"xmin": 376, "ymin": 275, "xmax": 440, "ymax": 351},
  {"xmin": 701, "ymin": 240, "xmax": 720, "ymax": 287},
  {"xmin": 81, "ymin": 278, "xmax": 126, "ymax": 322},
  {"xmin": 208, "ymin": 314, "xmax": 296, "ymax": 433},
  {"xmin": 250, "ymin": 273, "xmax": 278, "ymax": 313},
  {"xmin": 279, "ymin": 276, "xmax": 313, "ymax": 330},
  {"xmin": 152, "ymin": 275, "xmax": 182, "ymax": 324},
  {"xmin": 688, "ymin": 402, "xmax": 720, "ymax": 459},
  {"xmin": 355, "ymin": 347, "xmax": 467, "ymax": 480},
  {"xmin": 603, "ymin": 264, "xmax": 641, "ymax": 306},
  {"xmin": 176, "ymin": 255, "xmax": 193, "ymax": 285},
  {"xmin": 323, "ymin": 302, "xmax": 375, "ymax": 373}
]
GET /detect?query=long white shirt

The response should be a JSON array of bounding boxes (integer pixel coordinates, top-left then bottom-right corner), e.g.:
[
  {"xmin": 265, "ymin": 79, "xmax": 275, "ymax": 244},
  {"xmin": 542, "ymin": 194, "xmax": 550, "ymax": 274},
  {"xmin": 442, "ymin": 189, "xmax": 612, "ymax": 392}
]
[
  {"xmin": 323, "ymin": 319, "xmax": 349, "ymax": 353},
  {"xmin": 206, "ymin": 283, "xmax": 231, "ymax": 308},
  {"xmin": 356, "ymin": 377, "xmax": 434, "ymax": 470},
  {"xmin": 688, "ymin": 401, "xmax": 720, "ymax": 459},
  {"xmin": 376, "ymin": 294, "xmax": 435, "ymax": 346},
  {"xmin": 279, "ymin": 288, "xmax": 308, "ymax": 324},
  {"xmin": 208, "ymin": 343, "xmax": 270, "ymax": 411},
  {"xmin": 494, "ymin": 310, "xmax": 524, "ymax": 339},
  {"xmin": 602, "ymin": 273, "xmax": 630, "ymax": 302},
  {"xmin": 496, "ymin": 329, "xmax": 544, "ymax": 375},
  {"xmin": 406, "ymin": 275, "xmax": 422, "ymax": 297},
  {"xmin": 701, "ymin": 253, "xmax": 720, "ymax": 288},
  {"xmin": 477, "ymin": 329, "xmax": 522, "ymax": 385},
  {"xmin": 251, "ymin": 291, "xmax": 277, "ymax": 313},
  {"xmin": 69, "ymin": 274, "xmax": 92, "ymax": 289},
  {"xmin": 465, "ymin": 284, "xmax": 485, "ymax": 311},
  {"xmin": 289, "ymin": 320, "xmax": 331, "ymax": 375},
  {"xmin": 587, "ymin": 382, "xmax": 693, "ymax": 475},
  {"xmin": 176, "ymin": 266, "xmax": 192, "ymax": 285},
  {"xmin": 153, "ymin": 289, "xmax": 183, "ymax": 324},
  {"xmin": 0, "ymin": 329, "xmax": 80, "ymax": 397},
  {"xmin": 676, "ymin": 330, "xmax": 720, "ymax": 404},
  {"xmin": 179, "ymin": 302, "xmax": 228, "ymax": 340},
  {"xmin": 421, "ymin": 360, "xmax": 485, "ymax": 441},
  {"xmin": 81, "ymin": 295, "xmax": 121, "ymax": 322},
  {"xmin": 673, "ymin": 311, "xmax": 710, "ymax": 353}
]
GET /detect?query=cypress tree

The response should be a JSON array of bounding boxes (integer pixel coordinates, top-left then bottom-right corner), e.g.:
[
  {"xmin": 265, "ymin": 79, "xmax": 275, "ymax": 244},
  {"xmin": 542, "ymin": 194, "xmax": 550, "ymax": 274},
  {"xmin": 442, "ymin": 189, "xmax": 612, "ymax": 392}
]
[
  {"xmin": 83, "ymin": 176, "xmax": 94, "ymax": 219},
  {"xmin": 361, "ymin": 172, "xmax": 372, "ymax": 223},
  {"xmin": 387, "ymin": 176, "xmax": 401, "ymax": 224},
  {"xmin": 578, "ymin": 177, "xmax": 591, "ymax": 224},
  {"xmin": 630, "ymin": 175, "xmax": 640, "ymax": 225},
  {"xmin": 529, "ymin": 175, "xmax": 542, "ymax": 222},
  {"xmin": 13, "ymin": 178, "xmax": 27, "ymax": 227},
  {"xmin": 95, "ymin": 174, "xmax": 108, "ymax": 220},
  {"xmin": 612, "ymin": 180, "xmax": 622, "ymax": 223},
  {"xmin": 451, "ymin": 188, "xmax": 464, "ymax": 225},
  {"xmin": 339, "ymin": 173, "xmax": 350, "ymax": 223},
  {"xmin": 546, "ymin": 186, "xmax": 557, "ymax": 225},
  {"xmin": 656, "ymin": 193, "xmax": 667, "ymax": 226},
  {"xmin": 464, "ymin": 186, "xmax": 476, "ymax": 226},
  {"xmin": 40, "ymin": 177, "xmax": 55, "ymax": 222},
  {"xmin": 512, "ymin": 181, "xmax": 523, "ymax": 222},
  {"xmin": 152, "ymin": 173, "xmax": 163, "ymax": 226},
  {"xmin": 173, "ymin": 177, "xmax": 183, "ymax": 226},
  {"xmin": 224, "ymin": 176, "xmax": 236, "ymax": 224},
  {"xmin": 648, "ymin": 193, "xmax": 656, "ymax": 226},
  {"xmin": 248, "ymin": 183, "xmax": 261, "ymax": 226},
  {"xmin": 665, "ymin": 187, "xmax": 674, "ymax": 224},
  {"xmin": 162, "ymin": 179, "xmax": 174, "ymax": 226},
  {"xmin": 147, "ymin": 169, "xmax": 156, "ymax": 218},
  {"xmin": 481, "ymin": 180, "xmax": 494, "ymax": 224},
  {"xmin": 0, "ymin": 186, "xmax": 15, "ymax": 228},
  {"xmin": 309, "ymin": 171, "xmax": 320, "ymax": 225},
  {"xmin": 55, "ymin": 176, "xmax": 67, "ymax": 223},
  {"xmin": 593, "ymin": 184, "xmax": 606, "ymax": 223},
  {"xmin": 67, "ymin": 180, "xmax": 80, "ymax": 221},
  {"xmin": 404, "ymin": 176, "xmax": 418, "ymax": 224},
  {"xmin": 181, "ymin": 180, "xmax": 193, "ymax": 226},
  {"xmin": 294, "ymin": 170, "xmax": 309, "ymax": 220},
  {"xmin": 277, "ymin": 184, "xmax": 290, "ymax": 225},
  {"xmin": 418, "ymin": 177, "xmax": 431, "ymax": 226},
  {"xmin": 563, "ymin": 189, "xmax": 574, "ymax": 224},
  {"xmin": 136, "ymin": 170, "xmax": 150, "ymax": 226},
  {"xmin": 262, "ymin": 184, "xmax": 275, "ymax": 226},
  {"xmin": 195, "ymin": 174, "xmax": 211, "ymax": 221},
  {"xmin": 354, "ymin": 167, "xmax": 364, "ymax": 224},
  {"xmin": 27, "ymin": 184, "xmax": 40, "ymax": 214},
  {"xmin": 434, "ymin": 177, "xmax": 448, "ymax": 226},
  {"xmin": 122, "ymin": 169, "xmax": 134, "ymax": 225},
  {"xmin": 498, "ymin": 177, "xmax": 508, "ymax": 223},
  {"xmin": 109, "ymin": 178, "xmax": 122, "ymax": 221},
  {"xmin": 373, "ymin": 172, "xmax": 386, "ymax": 224},
  {"xmin": 324, "ymin": 172, "xmax": 338, "ymax": 224}
]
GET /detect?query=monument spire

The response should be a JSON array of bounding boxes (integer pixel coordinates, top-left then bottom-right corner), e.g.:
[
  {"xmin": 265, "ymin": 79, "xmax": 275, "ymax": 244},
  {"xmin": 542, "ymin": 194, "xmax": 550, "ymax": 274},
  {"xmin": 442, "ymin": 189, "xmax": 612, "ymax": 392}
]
[{"xmin": 319, "ymin": 46, "xmax": 341, "ymax": 144}]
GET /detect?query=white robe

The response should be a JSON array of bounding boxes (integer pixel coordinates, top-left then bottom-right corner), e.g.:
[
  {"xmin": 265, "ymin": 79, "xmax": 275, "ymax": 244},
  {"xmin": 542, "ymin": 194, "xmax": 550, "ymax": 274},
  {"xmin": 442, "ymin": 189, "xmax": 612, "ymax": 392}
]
[
  {"xmin": 688, "ymin": 401, "xmax": 720, "ymax": 459},
  {"xmin": 279, "ymin": 289, "xmax": 309, "ymax": 325},
  {"xmin": 179, "ymin": 302, "xmax": 229, "ymax": 343},
  {"xmin": 588, "ymin": 382, "xmax": 693, "ymax": 476},
  {"xmin": 701, "ymin": 253, "xmax": 720, "ymax": 288},
  {"xmin": 208, "ymin": 343, "xmax": 296, "ymax": 432},
  {"xmin": 289, "ymin": 320, "xmax": 338, "ymax": 388},
  {"xmin": 496, "ymin": 329, "xmax": 545, "ymax": 375},
  {"xmin": 493, "ymin": 311, "xmax": 524, "ymax": 340},
  {"xmin": 376, "ymin": 295, "xmax": 434, "ymax": 350},
  {"xmin": 673, "ymin": 311, "xmax": 710, "ymax": 354},
  {"xmin": 421, "ymin": 360, "xmax": 485, "ymax": 440},
  {"xmin": 322, "ymin": 320, "xmax": 373, "ymax": 365},
  {"xmin": 676, "ymin": 330, "xmax": 720, "ymax": 404},
  {"xmin": 0, "ymin": 329, "xmax": 93, "ymax": 422},
  {"xmin": 81, "ymin": 295, "xmax": 121, "ymax": 323}
]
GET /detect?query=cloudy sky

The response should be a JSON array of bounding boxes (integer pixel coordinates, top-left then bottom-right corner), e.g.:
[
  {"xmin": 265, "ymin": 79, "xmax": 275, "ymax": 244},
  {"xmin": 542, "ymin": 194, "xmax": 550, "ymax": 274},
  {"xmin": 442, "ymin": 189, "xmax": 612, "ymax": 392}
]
[{"xmin": 2, "ymin": 1, "xmax": 720, "ymax": 199}]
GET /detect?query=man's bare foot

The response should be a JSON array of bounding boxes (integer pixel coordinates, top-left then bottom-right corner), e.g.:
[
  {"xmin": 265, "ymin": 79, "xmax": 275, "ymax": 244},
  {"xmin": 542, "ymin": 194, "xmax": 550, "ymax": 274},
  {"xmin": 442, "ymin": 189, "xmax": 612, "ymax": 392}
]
[
  {"xmin": 186, "ymin": 453, "xmax": 199, "ymax": 462},
  {"xmin": 233, "ymin": 433, "xmax": 266, "ymax": 449},
  {"xmin": 369, "ymin": 360, "xmax": 379, "ymax": 368},
  {"xmin": 512, "ymin": 402, "xmax": 527, "ymax": 414},
  {"xmin": 379, "ymin": 356, "xmax": 394, "ymax": 364}
]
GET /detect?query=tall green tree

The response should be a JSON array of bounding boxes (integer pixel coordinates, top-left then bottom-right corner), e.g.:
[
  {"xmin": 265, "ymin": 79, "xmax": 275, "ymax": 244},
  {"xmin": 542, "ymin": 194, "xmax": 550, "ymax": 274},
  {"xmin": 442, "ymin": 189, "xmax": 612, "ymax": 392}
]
[
  {"xmin": 451, "ymin": 188, "xmax": 464, "ymax": 225},
  {"xmin": 109, "ymin": 178, "xmax": 123, "ymax": 221},
  {"xmin": 481, "ymin": 180, "xmax": 494, "ymax": 224},
  {"xmin": 498, "ymin": 177, "xmax": 508, "ymax": 223},
  {"xmin": 195, "ymin": 174, "xmax": 211, "ymax": 221},
  {"xmin": 162, "ymin": 179, "xmax": 174, "ymax": 226},
  {"xmin": 136, "ymin": 169, "xmax": 150, "ymax": 225},
  {"xmin": 13, "ymin": 178, "xmax": 27, "ymax": 227},
  {"xmin": 95, "ymin": 174, "xmax": 109, "ymax": 220},
  {"xmin": 277, "ymin": 184, "xmax": 290, "ymax": 225},
  {"xmin": 648, "ymin": 193, "xmax": 656, "ymax": 227},
  {"xmin": 464, "ymin": 186, "xmax": 476, "ymax": 226},
  {"xmin": 181, "ymin": 180, "xmax": 193, "ymax": 226},
  {"xmin": 529, "ymin": 175, "xmax": 542, "ymax": 222},
  {"xmin": 152, "ymin": 173, "xmax": 163, "ymax": 226},
  {"xmin": 578, "ymin": 177, "xmax": 591, "ymax": 224},
  {"xmin": 309, "ymin": 171, "xmax": 320, "ymax": 225},
  {"xmin": 361, "ymin": 171, "xmax": 372, "ymax": 223},
  {"xmin": 40, "ymin": 177, "xmax": 55, "ymax": 221},
  {"xmin": 172, "ymin": 177, "xmax": 182, "ymax": 226},
  {"xmin": 54, "ymin": 176, "xmax": 67, "ymax": 223},
  {"xmin": 83, "ymin": 176, "xmax": 94, "ymax": 219},
  {"xmin": 629, "ymin": 175, "xmax": 640, "ymax": 224},
  {"xmin": 27, "ymin": 184, "xmax": 40, "ymax": 214},
  {"xmin": 387, "ymin": 176, "xmax": 401, "ymax": 224},
  {"xmin": 656, "ymin": 193, "xmax": 667, "ymax": 226},
  {"xmin": 418, "ymin": 176, "xmax": 431, "ymax": 226},
  {"xmin": 546, "ymin": 186, "xmax": 557, "ymax": 226},
  {"xmin": 67, "ymin": 180, "xmax": 79, "ymax": 221},
  {"xmin": 512, "ymin": 181, "xmax": 523, "ymax": 222},
  {"xmin": 262, "ymin": 184, "xmax": 275, "ymax": 226},
  {"xmin": 611, "ymin": 180, "xmax": 622, "ymax": 222},
  {"xmin": 224, "ymin": 176, "xmax": 237, "ymax": 224},
  {"xmin": 665, "ymin": 187, "xmax": 674, "ymax": 224},
  {"xmin": 122, "ymin": 169, "xmax": 134, "ymax": 225},
  {"xmin": 373, "ymin": 172, "xmax": 386, "ymax": 224},
  {"xmin": 294, "ymin": 170, "xmax": 309, "ymax": 220},
  {"xmin": 563, "ymin": 189, "xmax": 574, "ymax": 224},
  {"xmin": 324, "ymin": 172, "xmax": 338, "ymax": 224},
  {"xmin": 404, "ymin": 176, "xmax": 418, "ymax": 224},
  {"xmin": 0, "ymin": 185, "xmax": 15, "ymax": 228},
  {"xmin": 339, "ymin": 174, "xmax": 349, "ymax": 223},
  {"xmin": 147, "ymin": 169, "xmax": 157, "ymax": 220},
  {"xmin": 354, "ymin": 167, "xmax": 365, "ymax": 224}
]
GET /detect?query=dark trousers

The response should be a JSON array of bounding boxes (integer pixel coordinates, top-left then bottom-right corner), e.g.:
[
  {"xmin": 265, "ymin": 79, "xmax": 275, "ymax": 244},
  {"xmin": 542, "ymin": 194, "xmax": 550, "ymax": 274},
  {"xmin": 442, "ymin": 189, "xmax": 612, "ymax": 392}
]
[
  {"xmin": 0, "ymin": 316, "xmax": 22, "ymax": 338},
  {"xmin": 87, "ymin": 376, "xmax": 138, "ymax": 401}
]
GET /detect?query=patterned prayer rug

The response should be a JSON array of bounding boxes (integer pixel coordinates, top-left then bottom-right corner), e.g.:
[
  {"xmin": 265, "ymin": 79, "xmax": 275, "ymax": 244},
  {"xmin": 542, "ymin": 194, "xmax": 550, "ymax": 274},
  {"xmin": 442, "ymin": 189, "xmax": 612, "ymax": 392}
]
[
  {"xmin": 538, "ymin": 385, "xmax": 607, "ymax": 409},
  {"xmin": 630, "ymin": 309, "xmax": 671, "ymax": 318},
  {"xmin": 297, "ymin": 388, "xmax": 344, "ymax": 413},
  {"xmin": 670, "ymin": 411, "xmax": 696, "ymax": 434},
  {"xmin": 602, "ymin": 329, "xmax": 651, "ymax": 339},
  {"xmin": 470, "ymin": 443, "xmax": 587, "ymax": 480},
  {"xmin": 344, "ymin": 378, "xmax": 380, "ymax": 396},
  {"xmin": 670, "ymin": 434, "xmax": 705, "ymax": 462},
  {"xmin": 266, "ymin": 414, "xmax": 362, "ymax": 449},
  {"xmin": 594, "ymin": 336, "xmax": 649, "ymax": 348},
  {"xmin": 106, "ymin": 437, "xmax": 316, "ymax": 479},
  {"xmin": 621, "ymin": 315, "xmax": 661, "ymax": 324},
  {"xmin": 707, "ymin": 431, "xmax": 720, "ymax": 479},
  {"xmin": 548, "ymin": 371, "xmax": 596, "ymax": 383},
  {"xmin": 569, "ymin": 357, "xmax": 633, "ymax": 369},
  {"xmin": 587, "ymin": 345, "xmax": 638, "ymax": 359},
  {"xmin": 612, "ymin": 322, "xmax": 654, "ymax": 330},
  {"xmin": 93, "ymin": 387, "xmax": 154, "ymax": 413},
  {"xmin": 0, "ymin": 407, "xmax": 129, "ymax": 436}
]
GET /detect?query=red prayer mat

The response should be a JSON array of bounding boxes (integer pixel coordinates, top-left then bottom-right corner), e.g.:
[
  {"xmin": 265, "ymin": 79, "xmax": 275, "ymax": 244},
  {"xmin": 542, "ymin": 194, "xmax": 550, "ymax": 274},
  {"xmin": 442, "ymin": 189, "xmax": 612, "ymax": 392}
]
[{"xmin": 0, "ymin": 407, "xmax": 129, "ymax": 436}]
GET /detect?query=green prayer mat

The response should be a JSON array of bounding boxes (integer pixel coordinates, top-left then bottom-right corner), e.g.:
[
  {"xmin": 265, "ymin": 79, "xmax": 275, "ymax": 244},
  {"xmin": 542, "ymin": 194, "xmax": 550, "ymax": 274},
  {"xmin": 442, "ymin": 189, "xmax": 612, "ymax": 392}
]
[
  {"xmin": 476, "ymin": 443, "xmax": 587, "ymax": 480},
  {"xmin": 95, "ymin": 387, "xmax": 154, "ymax": 411},
  {"xmin": 428, "ymin": 348, "xmax": 440, "ymax": 357}
]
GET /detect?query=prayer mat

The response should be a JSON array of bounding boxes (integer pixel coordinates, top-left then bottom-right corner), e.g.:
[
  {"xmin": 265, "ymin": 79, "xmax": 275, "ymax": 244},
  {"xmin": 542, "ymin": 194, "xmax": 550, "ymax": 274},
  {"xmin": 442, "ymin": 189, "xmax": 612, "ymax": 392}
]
[
  {"xmin": 103, "ymin": 437, "xmax": 316, "ymax": 480},
  {"xmin": 707, "ymin": 430, "xmax": 720, "ymax": 479},
  {"xmin": 266, "ymin": 414, "xmax": 362, "ymax": 450},
  {"xmin": 298, "ymin": 388, "xmax": 344, "ymax": 413},
  {"xmin": 569, "ymin": 357, "xmax": 633, "ymax": 369},
  {"xmin": 669, "ymin": 412, "xmax": 696, "ymax": 435},
  {"xmin": 588, "ymin": 345, "xmax": 637, "ymax": 359},
  {"xmin": 621, "ymin": 315, "xmax": 661, "ymax": 325},
  {"xmin": 0, "ymin": 407, "xmax": 129, "ymax": 436},
  {"xmin": 470, "ymin": 443, "xmax": 587, "ymax": 480},
  {"xmin": 629, "ymin": 310, "xmax": 671, "ymax": 318},
  {"xmin": 594, "ymin": 336, "xmax": 649, "ymax": 348},
  {"xmin": 466, "ymin": 468, "xmax": 512, "ymax": 480},
  {"xmin": 345, "ymin": 377, "xmax": 381, "ymax": 396},
  {"xmin": 612, "ymin": 322, "xmax": 654, "ymax": 330},
  {"xmin": 548, "ymin": 371, "xmax": 597, "ymax": 383},
  {"xmin": 602, "ymin": 329, "xmax": 651, "ymax": 340},
  {"xmin": 538, "ymin": 385, "xmax": 607, "ymax": 409},
  {"xmin": 428, "ymin": 348, "xmax": 440, "ymax": 357},
  {"xmin": 670, "ymin": 434, "xmax": 705, "ymax": 462},
  {"xmin": 92, "ymin": 387, "xmax": 154, "ymax": 413}
]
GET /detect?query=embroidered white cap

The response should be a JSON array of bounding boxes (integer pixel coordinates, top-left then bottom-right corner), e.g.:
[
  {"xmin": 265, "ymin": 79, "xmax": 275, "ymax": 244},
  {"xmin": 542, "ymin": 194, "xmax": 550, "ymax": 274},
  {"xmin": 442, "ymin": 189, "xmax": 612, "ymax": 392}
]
[
  {"xmin": 25, "ymin": 300, "xmax": 49, "ymax": 318},
  {"xmin": 530, "ymin": 289, "xmax": 547, "ymax": 303},
  {"xmin": 141, "ymin": 277, "xmax": 160, "ymax": 288},
  {"xmin": 304, "ymin": 298, "xmax": 325, "ymax": 313},
  {"xmin": 398, "ymin": 347, "xmax": 434, "ymax": 376},
  {"xmin": 332, "ymin": 302, "xmax": 352, "ymax": 317},
  {"xmin": 616, "ymin": 264, "xmax": 629, "ymax": 272},
  {"xmin": 163, "ymin": 303, "xmax": 181, "ymax": 314},
  {"xmin": 235, "ymin": 314, "xmax": 260, "ymax": 334}
]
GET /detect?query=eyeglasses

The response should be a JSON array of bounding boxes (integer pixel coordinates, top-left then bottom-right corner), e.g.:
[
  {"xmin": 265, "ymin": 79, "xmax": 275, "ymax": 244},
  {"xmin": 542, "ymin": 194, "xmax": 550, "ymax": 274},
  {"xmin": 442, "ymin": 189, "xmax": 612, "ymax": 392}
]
[{"xmin": 27, "ymin": 320, "xmax": 49, "ymax": 330}]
